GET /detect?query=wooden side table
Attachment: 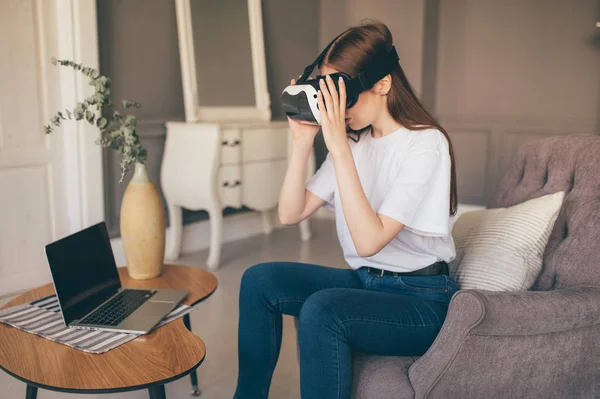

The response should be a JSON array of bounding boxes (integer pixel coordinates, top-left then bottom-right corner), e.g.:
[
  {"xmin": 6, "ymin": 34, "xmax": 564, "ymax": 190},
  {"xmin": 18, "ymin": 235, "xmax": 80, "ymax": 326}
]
[{"xmin": 0, "ymin": 264, "xmax": 218, "ymax": 399}]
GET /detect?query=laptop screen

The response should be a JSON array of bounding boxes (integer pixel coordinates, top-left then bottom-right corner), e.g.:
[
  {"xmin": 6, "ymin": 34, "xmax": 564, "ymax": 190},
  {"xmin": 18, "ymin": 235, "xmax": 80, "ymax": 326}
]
[{"xmin": 44, "ymin": 222, "xmax": 122, "ymax": 325}]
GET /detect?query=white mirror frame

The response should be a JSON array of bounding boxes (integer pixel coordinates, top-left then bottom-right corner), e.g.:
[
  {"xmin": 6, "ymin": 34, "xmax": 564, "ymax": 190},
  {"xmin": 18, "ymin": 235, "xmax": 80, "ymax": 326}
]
[{"xmin": 175, "ymin": 0, "xmax": 271, "ymax": 122}]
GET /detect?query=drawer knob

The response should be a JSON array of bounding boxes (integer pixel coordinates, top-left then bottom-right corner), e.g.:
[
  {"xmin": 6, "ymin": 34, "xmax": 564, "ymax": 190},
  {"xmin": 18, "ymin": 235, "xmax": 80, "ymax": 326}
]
[
  {"xmin": 221, "ymin": 140, "xmax": 241, "ymax": 147},
  {"xmin": 222, "ymin": 180, "xmax": 242, "ymax": 187}
]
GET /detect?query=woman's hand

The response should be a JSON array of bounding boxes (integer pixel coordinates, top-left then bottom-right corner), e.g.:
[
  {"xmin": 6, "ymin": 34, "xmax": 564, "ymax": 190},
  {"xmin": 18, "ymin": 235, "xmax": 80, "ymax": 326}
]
[
  {"xmin": 287, "ymin": 78, "xmax": 320, "ymax": 145},
  {"xmin": 317, "ymin": 75, "xmax": 350, "ymax": 157}
]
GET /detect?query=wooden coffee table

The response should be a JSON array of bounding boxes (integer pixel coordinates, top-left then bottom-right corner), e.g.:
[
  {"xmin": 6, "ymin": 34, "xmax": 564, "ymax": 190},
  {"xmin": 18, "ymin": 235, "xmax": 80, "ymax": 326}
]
[{"xmin": 0, "ymin": 264, "xmax": 218, "ymax": 399}]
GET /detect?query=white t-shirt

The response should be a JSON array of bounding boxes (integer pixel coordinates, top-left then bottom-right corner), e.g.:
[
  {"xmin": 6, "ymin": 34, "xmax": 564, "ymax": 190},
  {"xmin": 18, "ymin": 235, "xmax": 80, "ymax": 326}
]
[{"xmin": 306, "ymin": 126, "xmax": 456, "ymax": 272}]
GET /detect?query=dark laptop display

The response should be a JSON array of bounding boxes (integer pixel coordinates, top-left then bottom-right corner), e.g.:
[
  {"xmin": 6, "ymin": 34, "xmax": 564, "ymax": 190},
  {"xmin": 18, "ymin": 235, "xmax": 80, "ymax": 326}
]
[{"xmin": 44, "ymin": 222, "xmax": 121, "ymax": 325}]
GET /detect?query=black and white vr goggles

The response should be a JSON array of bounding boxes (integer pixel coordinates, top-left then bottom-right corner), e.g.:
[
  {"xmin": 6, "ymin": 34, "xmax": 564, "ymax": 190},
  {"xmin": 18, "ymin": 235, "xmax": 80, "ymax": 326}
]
[{"xmin": 281, "ymin": 35, "xmax": 400, "ymax": 125}]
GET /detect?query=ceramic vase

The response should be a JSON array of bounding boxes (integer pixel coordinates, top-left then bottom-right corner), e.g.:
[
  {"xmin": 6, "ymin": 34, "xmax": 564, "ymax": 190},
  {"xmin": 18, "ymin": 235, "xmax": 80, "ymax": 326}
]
[{"xmin": 120, "ymin": 162, "xmax": 166, "ymax": 279}]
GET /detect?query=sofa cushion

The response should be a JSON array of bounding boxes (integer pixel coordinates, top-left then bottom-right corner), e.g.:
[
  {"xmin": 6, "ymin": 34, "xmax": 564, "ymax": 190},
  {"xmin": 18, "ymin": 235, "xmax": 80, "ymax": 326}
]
[
  {"xmin": 450, "ymin": 191, "xmax": 564, "ymax": 291},
  {"xmin": 352, "ymin": 353, "xmax": 416, "ymax": 399}
]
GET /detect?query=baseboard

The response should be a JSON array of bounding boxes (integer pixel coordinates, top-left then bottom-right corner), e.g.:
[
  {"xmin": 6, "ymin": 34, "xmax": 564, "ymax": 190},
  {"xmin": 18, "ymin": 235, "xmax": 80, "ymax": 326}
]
[{"xmin": 110, "ymin": 209, "xmax": 285, "ymax": 266}]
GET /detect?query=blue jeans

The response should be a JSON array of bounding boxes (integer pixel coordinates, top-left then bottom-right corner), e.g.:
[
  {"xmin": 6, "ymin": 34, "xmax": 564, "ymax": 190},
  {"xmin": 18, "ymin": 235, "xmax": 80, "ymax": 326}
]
[{"xmin": 234, "ymin": 262, "xmax": 458, "ymax": 399}]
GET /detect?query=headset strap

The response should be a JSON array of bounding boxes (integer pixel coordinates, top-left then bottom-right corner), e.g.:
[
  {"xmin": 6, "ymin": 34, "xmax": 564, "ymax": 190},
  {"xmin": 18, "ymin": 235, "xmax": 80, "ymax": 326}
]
[
  {"xmin": 354, "ymin": 46, "xmax": 399, "ymax": 90},
  {"xmin": 298, "ymin": 35, "xmax": 400, "ymax": 91}
]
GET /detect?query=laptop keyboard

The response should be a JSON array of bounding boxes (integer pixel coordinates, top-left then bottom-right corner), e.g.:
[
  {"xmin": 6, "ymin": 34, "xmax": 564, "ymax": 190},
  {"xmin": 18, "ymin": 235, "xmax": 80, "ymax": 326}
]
[{"xmin": 80, "ymin": 289, "xmax": 156, "ymax": 326}]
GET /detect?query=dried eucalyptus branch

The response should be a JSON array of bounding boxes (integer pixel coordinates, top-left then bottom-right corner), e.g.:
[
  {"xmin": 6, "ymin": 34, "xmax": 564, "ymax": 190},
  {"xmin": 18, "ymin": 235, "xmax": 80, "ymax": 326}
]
[{"xmin": 43, "ymin": 57, "xmax": 147, "ymax": 182}]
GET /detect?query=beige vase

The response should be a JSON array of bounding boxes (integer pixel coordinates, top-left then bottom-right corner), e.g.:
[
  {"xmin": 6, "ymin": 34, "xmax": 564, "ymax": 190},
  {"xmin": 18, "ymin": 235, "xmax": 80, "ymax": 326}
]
[{"xmin": 120, "ymin": 162, "xmax": 166, "ymax": 280}]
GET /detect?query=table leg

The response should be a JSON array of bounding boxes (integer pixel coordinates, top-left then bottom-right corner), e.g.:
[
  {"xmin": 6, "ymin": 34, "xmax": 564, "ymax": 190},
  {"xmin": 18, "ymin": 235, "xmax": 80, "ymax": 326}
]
[
  {"xmin": 148, "ymin": 385, "xmax": 166, "ymax": 399},
  {"xmin": 25, "ymin": 385, "xmax": 37, "ymax": 399},
  {"xmin": 184, "ymin": 313, "xmax": 201, "ymax": 396}
]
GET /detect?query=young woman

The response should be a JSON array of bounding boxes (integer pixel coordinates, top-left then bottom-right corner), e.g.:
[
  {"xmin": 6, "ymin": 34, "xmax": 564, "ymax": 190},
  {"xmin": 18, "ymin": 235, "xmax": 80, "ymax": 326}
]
[{"xmin": 234, "ymin": 21, "xmax": 459, "ymax": 399}]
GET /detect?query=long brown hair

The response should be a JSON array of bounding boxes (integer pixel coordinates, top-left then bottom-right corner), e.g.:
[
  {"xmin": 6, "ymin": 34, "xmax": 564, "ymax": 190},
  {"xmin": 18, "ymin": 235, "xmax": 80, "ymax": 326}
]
[{"xmin": 320, "ymin": 21, "xmax": 458, "ymax": 216}]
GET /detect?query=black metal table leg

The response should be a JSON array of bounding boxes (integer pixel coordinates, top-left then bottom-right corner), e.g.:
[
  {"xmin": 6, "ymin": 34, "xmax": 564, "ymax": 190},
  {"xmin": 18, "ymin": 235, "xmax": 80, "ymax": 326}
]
[
  {"xmin": 183, "ymin": 313, "xmax": 201, "ymax": 396},
  {"xmin": 25, "ymin": 385, "xmax": 37, "ymax": 399},
  {"xmin": 148, "ymin": 385, "xmax": 166, "ymax": 399}
]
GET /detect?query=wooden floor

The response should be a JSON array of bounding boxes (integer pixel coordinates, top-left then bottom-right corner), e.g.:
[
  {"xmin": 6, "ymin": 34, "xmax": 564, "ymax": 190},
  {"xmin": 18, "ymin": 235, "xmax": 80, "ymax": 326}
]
[{"xmin": 0, "ymin": 219, "xmax": 344, "ymax": 399}]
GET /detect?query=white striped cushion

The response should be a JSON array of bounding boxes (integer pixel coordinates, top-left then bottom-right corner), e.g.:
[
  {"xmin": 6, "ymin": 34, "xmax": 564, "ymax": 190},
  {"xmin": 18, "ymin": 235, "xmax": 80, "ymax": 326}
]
[{"xmin": 450, "ymin": 191, "xmax": 565, "ymax": 291}]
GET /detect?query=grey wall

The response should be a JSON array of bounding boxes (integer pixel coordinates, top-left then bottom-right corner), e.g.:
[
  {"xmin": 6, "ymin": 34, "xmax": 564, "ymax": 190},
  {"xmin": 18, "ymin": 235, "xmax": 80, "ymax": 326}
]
[
  {"xmin": 97, "ymin": 0, "xmax": 320, "ymax": 237},
  {"xmin": 434, "ymin": 0, "xmax": 600, "ymax": 205}
]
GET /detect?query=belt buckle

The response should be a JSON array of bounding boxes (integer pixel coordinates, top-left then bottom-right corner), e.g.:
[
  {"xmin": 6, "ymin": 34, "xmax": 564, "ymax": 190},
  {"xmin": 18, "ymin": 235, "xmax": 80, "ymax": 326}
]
[{"xmin": 367, "ymin": 267, "xmax": 385, "ymax": 277}]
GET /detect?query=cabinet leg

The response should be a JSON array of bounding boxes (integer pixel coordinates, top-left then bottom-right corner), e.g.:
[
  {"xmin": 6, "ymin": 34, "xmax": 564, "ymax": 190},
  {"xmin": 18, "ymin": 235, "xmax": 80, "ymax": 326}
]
[
  {"xmin": 206, "ymin": 206, "xmax": 223, "ymax": 270},
  {"xmin": 25, "ymin": 385, "xmax": 37, "ymax": 399},
  {"xmin": 165, "ymin": 202, "xmax": 183, "ymax": 261},
  {"xmin": 260, "ymin": 211, "xmax": 273, "ymax": 235},
  {"xmin": 299, "ymin": 218, "xmax": 312, "ymax": 241}
]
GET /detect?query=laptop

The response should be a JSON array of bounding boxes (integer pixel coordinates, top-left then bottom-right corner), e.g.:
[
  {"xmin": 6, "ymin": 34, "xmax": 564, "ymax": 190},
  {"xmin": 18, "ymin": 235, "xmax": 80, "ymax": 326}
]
[{"xmin": 44, "ymin": 221, "xmax": 188, "ymax": 334}]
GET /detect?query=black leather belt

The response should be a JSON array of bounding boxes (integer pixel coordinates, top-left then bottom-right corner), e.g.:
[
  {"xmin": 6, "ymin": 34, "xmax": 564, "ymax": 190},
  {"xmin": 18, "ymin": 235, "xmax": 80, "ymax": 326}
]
[{"xmin": 366, "ymin": 261, "xmax": 449, "ymax": 277}]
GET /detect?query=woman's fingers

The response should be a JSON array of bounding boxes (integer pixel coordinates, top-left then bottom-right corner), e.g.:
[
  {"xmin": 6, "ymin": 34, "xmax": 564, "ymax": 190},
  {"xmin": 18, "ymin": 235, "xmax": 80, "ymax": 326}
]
[
  {"xmin": 319, "ymin": 78, "xmax": 334, "ymax": 120},
  {"xmin": 324, "ymin": 75, "xmax": 339, "ymax": 116},
  {"xmin": 338, "ymin": 77, "xmax": 347, "ymax": 116}
]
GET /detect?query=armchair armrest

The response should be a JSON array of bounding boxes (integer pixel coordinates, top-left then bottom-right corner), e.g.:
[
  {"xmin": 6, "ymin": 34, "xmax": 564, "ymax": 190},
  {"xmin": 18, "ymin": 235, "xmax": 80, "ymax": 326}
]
[
  {"xmin": 470, "ymin": 285, "xmax": 600, "ymax": 335},
  {"xmin": 408, "ymin": 286, "xmax": 600, "ymax": 398}
]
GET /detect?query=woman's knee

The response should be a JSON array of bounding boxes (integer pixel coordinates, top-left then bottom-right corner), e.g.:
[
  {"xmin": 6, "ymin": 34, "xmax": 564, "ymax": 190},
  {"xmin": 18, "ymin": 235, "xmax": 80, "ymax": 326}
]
[
  {"xmin": 240, "ymin": 262, "xmax": 291, "ymax": 306},
  {"xmin": 241, "ymin": 262, "xmax": 282, "ymax": 290},
  {"xmin": 298, "ymin": 290, "xmax": 346, "ymax": 337}
]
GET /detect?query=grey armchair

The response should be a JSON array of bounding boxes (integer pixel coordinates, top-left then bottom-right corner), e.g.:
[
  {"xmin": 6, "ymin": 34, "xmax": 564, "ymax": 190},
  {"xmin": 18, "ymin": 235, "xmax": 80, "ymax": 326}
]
[{"xmin": 352, "ymin": 135, "xmax": 600, "ymax": 398}]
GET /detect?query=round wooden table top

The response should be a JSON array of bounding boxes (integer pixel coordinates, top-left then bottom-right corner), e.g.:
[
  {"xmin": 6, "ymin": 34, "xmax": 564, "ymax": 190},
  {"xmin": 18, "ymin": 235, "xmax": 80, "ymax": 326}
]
[{"xmin": 0, "ymin": 264, "xmax": 218, "ymax": 393}]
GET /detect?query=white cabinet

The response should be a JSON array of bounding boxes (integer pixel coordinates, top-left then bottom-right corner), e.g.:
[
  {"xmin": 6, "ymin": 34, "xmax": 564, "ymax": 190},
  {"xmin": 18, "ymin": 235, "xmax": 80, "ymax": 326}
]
[{"xmin": 161, "ymin": 120, "xmax": 314, "ymax": 269}]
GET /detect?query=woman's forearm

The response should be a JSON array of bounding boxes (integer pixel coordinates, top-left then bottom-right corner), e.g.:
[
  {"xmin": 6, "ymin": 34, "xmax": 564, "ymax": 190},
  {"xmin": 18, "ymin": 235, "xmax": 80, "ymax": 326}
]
[
  {"xmin": 330, "ymin": 146, "xmax": 386, "ymax": 256},
  {"xmin": 278, "ymin": 138, "xmax": 314, "ymax": 224}
]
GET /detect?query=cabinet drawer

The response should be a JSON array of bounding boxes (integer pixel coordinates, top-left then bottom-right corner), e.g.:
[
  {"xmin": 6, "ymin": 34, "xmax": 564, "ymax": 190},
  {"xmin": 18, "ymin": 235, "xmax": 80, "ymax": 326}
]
[
  {"xmin": 220, "ymin": 128, "xmax": 242, "ymax": 165},
  {"xmin": 218, "ymin": 165, "xmax": 242, "ymax": 208},
  {"xmin": 241, "ymin": 127, "xmax": 288, "ymax": 163},
  {"xmin": 242, "ymin": 160, "xmax": 287, "ymax": 211}
]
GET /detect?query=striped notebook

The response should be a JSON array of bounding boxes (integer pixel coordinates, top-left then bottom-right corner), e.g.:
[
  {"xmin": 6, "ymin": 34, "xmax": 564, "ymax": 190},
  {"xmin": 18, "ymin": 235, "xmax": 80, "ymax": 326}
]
[{"xmin": 0, "ymin": 295, "xmax": 194, "ymax": 354}]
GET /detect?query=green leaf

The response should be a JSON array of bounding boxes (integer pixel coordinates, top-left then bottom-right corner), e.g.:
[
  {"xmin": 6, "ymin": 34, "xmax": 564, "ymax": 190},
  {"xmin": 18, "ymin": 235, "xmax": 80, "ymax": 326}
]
[
  {"xmin": 123, "ymin": 115, "xmax": 136, "ymax": 127},
  {"xmin": 122, "ymin": 100, "xmax": 141, "ymax": 110},
  {"xmin": 96, "ymin": 117, "xmax": 108, "ymax": 129},
  {"xmin": 43, "ymin": 57, "xmax": 149, "ymax": 178},
  {"xmin": 122, "ymin": 126, "xmax": 134, "ymax": 136},
  {"xmin": 93, "ymin": 93, "xmax": 105, "ymax": 104}
]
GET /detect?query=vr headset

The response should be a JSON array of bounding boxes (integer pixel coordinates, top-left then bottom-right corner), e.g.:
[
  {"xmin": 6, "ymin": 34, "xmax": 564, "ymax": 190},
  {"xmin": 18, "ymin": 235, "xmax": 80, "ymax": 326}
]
[{"xmin": 281, "ymin": 33, "xmax": 400, "ymax": 125}]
